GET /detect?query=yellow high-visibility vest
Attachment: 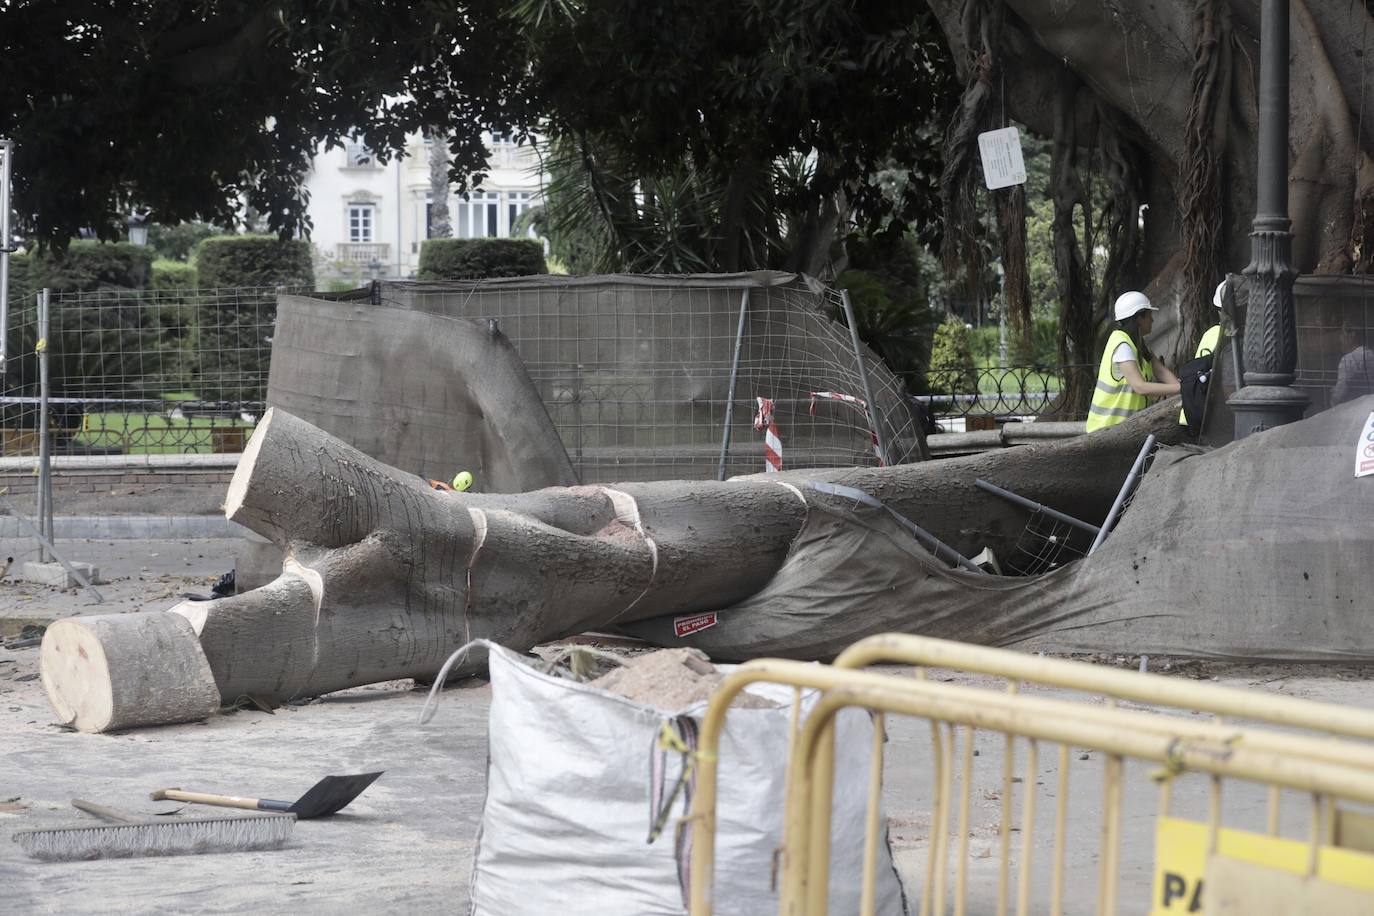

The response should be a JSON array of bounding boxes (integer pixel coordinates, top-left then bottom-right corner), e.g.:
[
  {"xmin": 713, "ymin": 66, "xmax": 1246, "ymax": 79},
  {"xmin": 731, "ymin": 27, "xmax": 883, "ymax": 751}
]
[
  {"xmin": 1087, "ymin": 329, "xmax": 1153, "ymax": 432},
  {"xmin": 1179, "ymin": 324, "xmax": 1222, "ymax": 425}
]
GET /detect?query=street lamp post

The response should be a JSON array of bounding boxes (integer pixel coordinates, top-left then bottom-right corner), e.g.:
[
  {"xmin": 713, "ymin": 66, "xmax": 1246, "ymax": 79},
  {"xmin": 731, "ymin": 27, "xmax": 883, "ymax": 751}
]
[
  {"xmin": 126, "ymin": 212, "xmax": 149, "ymax": 246},
  {"xmin": 1227, "ymin": 0, "xmax": 1308, "ymax": 437}
]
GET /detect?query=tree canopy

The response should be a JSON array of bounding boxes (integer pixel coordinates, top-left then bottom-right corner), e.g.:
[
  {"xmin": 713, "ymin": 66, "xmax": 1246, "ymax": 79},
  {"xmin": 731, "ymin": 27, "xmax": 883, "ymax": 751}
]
[
  {"xmin": 2, "ymin": 0, "xmax": 955, "ymax": 265},
  {"xmin": 1, "ymin": 0, "xmax": 532, "ymax": 248}
]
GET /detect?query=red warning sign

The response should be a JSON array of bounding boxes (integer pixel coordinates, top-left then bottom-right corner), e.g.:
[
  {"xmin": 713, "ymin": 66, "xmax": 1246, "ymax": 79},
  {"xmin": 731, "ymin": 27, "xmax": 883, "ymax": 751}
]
[{"xmin": 673, "ymin": 612, "xmax": 718, "ymax": 638}]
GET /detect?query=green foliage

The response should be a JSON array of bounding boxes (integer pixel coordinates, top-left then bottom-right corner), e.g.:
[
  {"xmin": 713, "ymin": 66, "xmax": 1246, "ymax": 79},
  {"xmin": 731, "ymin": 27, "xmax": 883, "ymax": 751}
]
[
  {"xmin": 417, "ymin": 238, "xmax": 547, "ymax": 280},
  {"xmin": 148, "ymin": 260, "xmax": 201, "ymax": 392},
  {"xmin": 4, "ymin": 244, "xmax": 160, "ymax": 434},
  {"xmin": 151, "ymin": 259, "xmax": 197, "ymax": 294},
  {"xmin": 19, "ymin": 241, "xmax": 154, "ymax": 293},
  {"xmin": 928, "ymin": 317, "xmax": 977, "ymax": 393},
  {"xmin": 836, "ymin": 233, "xmax": 939, "ymax": 393},
  {"xmin": 519, "ymin": 1, "xmax": 957, "ymax": 271},
  {"xmin": 195, "ymin": 236, "xmax": 314, "ymax": 289},
  {"xmin": 193, "ymin": 236, "xmax": 309, "ymax": 402},
  {"xmin": 148, "ymin": 222, "xmax": 223, "ymax": 262},
  {"xmin": 5, "ymin": 3, "xmax": 533, "ymax": 248},
  {"xmin": 968, "ymin": 318, "xmax": 1060, "ymax": 368},
  {"xmin": 6, "ymin": 254, "xmax": 33, "ymax": 312}
]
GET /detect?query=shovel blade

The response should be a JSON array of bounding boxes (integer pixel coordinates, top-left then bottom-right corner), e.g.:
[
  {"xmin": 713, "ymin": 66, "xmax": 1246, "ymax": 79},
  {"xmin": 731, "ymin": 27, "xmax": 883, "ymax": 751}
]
[{"xmin": 287, "ymin": 772, "xmax": 384, "ymax": 819}]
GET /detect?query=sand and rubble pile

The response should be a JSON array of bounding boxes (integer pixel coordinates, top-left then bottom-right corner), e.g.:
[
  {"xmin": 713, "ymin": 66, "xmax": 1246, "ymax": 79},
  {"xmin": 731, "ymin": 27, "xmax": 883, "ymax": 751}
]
[{"xmin": 589, "ymin": 648, "xmax": 777, "ymax": 709}]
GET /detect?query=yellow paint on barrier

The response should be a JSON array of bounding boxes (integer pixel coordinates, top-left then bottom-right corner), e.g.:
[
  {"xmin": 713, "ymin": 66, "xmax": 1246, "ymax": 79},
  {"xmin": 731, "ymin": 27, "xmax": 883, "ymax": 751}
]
[{"xmin": 1152, "ymin": 816, "xmax": 1374, "ymax": 914}]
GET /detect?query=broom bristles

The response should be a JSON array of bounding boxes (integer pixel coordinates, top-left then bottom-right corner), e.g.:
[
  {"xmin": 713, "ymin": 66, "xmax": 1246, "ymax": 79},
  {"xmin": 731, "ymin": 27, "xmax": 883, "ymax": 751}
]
[{"xmin": 14, "ymin": 814, "xmax": 294, "ymax": 861}]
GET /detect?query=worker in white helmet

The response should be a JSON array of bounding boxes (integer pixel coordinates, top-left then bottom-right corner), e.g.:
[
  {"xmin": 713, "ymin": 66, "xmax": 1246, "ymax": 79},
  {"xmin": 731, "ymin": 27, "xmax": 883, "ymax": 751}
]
[
  {"xmin": 1178, "ymin": 279, "xmax": 1227, "ymax": 426},
  {"xmin": 1086, "ymin": 291, "xmax": 1181, "ymax": 432}
]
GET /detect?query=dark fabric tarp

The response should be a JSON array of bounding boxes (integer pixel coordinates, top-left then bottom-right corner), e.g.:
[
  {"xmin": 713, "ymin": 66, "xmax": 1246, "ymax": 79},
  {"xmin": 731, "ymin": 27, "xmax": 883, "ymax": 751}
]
[{"xmin": 623, "ymin": 395, "xmax": 1374, "ymax": 661}]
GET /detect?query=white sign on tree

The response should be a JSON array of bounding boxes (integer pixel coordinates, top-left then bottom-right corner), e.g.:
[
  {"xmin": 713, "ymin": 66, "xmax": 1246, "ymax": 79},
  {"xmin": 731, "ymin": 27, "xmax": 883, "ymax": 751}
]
[
  {"xmin": 1356, "ymin": 411, "xmax": 1374, "ymax": 478},
  {"xmin": 978, "ymin": 126, "xmax": 1027, "ymax": 190}
]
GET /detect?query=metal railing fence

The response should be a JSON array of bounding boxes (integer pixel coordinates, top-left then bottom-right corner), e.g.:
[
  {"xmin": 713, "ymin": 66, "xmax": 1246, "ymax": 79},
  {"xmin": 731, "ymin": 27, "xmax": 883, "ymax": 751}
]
[
  {"xmin": 913, "ymin": 364, "xmax": 1097, "ymax": 424},
  {"xmin": 685, "ymin": 634, "xmax": 1374, "ymax": 915}
]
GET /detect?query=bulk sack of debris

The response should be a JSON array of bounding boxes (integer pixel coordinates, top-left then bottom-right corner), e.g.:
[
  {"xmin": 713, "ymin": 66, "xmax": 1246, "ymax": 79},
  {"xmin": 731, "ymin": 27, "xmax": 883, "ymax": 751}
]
[{"xmin": 459, "ymin": 642, "xmax": 906, "ymax": 916}]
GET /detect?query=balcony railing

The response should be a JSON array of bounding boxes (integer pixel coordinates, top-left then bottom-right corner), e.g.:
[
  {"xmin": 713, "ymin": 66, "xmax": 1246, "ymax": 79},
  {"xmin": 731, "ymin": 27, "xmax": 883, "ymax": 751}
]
[{"xmin": 335, "ymin": 243, "xmax": 390, "ymax": 265}]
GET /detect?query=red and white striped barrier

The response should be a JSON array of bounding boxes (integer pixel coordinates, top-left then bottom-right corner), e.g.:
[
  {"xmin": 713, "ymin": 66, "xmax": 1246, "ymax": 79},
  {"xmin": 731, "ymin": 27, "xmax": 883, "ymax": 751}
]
[
  {"xmin": 754, "ymin": 397, "xmax": 782, "ymax": 473},
  {"xmin": 808, "ymin": 390, "xmax": 884, "ymax": 465}
]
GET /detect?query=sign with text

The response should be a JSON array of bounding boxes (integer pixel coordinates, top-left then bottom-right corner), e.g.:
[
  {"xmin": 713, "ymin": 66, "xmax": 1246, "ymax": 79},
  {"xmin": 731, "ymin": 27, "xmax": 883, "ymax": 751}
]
[
  {"xmin": 1152, "ymin": 816, "xmax": 1374, "ymax": 914},
  {"xmin": 1356, "ymin": 410, "xmax": 1374, "ymax": 477},
  {"xmin": 977, "ymin": 127, "xmax": 1027, "ymax": 190},
  {"xmin": 673, "ymin": 612, "xmax": 718, "ymax": 638}
]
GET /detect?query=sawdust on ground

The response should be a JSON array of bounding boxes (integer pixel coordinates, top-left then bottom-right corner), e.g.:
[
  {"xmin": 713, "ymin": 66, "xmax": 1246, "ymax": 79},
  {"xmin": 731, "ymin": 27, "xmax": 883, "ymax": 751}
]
[{"xmin": 589, "ymin": 647, "xmax": 777, "ymax": 709}]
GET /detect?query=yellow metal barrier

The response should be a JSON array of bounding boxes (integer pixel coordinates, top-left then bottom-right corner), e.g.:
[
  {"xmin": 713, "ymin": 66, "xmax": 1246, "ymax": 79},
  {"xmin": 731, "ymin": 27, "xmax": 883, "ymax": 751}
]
[
  {"xmin": 809, "ymin": 633, "xmax": 1374, "ymax": 916},
  {"xmin": 684, "ymin": 641, "xmax": 1374, "ymax": 916}
]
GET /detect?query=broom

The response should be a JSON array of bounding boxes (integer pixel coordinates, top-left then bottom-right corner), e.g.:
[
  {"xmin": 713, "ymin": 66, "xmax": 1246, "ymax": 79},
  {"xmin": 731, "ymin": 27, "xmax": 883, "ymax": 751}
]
[{"xmin": 13, "ymin": 799, "xmax": 295, "ymax": 861}]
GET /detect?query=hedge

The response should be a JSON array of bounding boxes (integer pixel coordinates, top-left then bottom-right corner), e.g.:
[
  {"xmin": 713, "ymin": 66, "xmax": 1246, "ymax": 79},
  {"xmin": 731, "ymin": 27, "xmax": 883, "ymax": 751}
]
[
  {"xmin": 3, "ymin": 243, "xmax": 160, "ymax": 433},
  {"xmin": 8, "ymin": 241, "xmax": 153, "ymax": 305},
  {"xmin": 150, "ymin": 259, "xmax": 197, "ymax": 295},
  {"xmin": 196, "ymin": 235, "xmax": 315, "ymax": 289},
  {"xmin": 417, "ymin": 238, "xmax": 547, "ymax": 280}
]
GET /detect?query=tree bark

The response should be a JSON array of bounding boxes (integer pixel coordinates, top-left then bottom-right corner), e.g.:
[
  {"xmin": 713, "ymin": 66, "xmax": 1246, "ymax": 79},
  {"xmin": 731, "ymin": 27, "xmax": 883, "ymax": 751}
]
[
  {"xmin": 40, "ymin": 402, "xmax": 1181, "ymax": 732},
  {"xmin": 40, "ymin": 613, "xmax": 219, "ymax": 733}
]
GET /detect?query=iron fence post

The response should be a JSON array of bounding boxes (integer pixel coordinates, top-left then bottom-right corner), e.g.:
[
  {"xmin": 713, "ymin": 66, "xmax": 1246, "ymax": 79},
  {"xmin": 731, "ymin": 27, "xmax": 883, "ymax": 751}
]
[
  {"xmin": 716, "ymin": 288, "xmax": 750, "ymax": 481},
  {"xmin": 0, "ymin": 139, "xmax": 12, "ymax": 376},
  {"xmin": 37, "ymin": 288, "xmax": 53, "ymax": 560},
  {"xmin": 840, "ymin": 289, "xmax": 890, "ymax": 465}
]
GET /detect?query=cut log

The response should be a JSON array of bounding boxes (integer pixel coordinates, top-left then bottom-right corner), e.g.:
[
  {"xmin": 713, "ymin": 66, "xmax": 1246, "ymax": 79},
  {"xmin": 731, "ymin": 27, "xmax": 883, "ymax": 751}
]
[
  {"xmin": 39, "ymin": 400, "xmax": 1186, "ymax": 731},
  {"xmin": 40, "ymin": 612, "xmax": 219, "ymax": 733}
]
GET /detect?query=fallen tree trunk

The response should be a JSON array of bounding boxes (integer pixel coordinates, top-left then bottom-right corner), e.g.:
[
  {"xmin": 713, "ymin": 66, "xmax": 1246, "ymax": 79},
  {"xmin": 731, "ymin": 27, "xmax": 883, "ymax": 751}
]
[
  {"xmin": 40, "ymin": 612, "xmax": 219, "ymax": 732},
  {"xmin": 39, "ymin": 400, "xmax": 1186, "ymax": 731}
]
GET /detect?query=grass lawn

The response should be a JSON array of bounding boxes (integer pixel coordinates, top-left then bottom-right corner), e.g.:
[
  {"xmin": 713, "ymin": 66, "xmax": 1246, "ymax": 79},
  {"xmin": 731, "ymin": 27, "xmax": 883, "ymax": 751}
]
[{"xmin": 74, "ymin": 410, "xmax": 254, "ymax": 455}]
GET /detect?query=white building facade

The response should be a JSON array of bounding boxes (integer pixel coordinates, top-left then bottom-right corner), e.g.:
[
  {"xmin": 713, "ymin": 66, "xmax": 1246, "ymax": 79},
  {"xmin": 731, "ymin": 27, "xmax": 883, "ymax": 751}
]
[{"xmin": 302, "ymin": 132, "xmax": 543, "ymax": 282}]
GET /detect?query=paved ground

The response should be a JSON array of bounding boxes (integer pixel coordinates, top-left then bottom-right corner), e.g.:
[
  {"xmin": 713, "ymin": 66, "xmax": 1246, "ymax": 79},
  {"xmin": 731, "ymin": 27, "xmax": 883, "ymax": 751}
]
[{"xmin": 1, "ymin": 536, "xmax": 1372, "ymax": 914}]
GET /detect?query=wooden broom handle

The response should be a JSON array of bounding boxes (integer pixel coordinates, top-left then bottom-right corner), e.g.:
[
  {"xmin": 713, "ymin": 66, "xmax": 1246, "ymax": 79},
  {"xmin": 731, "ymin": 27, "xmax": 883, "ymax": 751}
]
[
  {"xmin": 71, "ymin": 799, "xmax": 146, "ymax": 823},
  {"xmin": 149, "ymin": 788, "xmax": 263, "ymax": 810}
]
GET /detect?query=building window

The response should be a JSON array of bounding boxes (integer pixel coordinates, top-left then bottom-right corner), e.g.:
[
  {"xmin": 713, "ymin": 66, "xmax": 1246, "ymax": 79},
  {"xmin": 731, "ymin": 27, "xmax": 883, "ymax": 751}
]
[
  {"xmin": 347, "ymin": 203, "xmax": 376, "ymax": 243},
  {"xmin": 456, "ymin": 190, "xmax": 501, "ymax": 238},
  {"xmin": 507, "ymin": 192, "xmax": 533, "ymax": 237},
  {"xmin": 344, "ymin": 136, "xmax": 376, "ymax": 168}
]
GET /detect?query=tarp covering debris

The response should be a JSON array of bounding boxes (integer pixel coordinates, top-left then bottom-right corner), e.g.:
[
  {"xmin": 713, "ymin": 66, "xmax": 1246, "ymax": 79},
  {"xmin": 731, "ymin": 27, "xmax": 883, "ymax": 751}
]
[{"xmin": 622, "ymin": 395, "xmax": 1374, "ymax": 661}]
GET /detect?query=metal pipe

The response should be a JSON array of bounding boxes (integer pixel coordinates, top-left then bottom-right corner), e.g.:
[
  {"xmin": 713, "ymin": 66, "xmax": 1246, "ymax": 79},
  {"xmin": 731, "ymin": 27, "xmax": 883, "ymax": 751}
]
[
  {"xmin": 0, "ymin": 138, "xmax": 13, "ymax": 375},
  {"xmin": 1254, "ymin": 0, "xmax": 1289, "ymax": 222},
  {"xmin": 807, "ymin": 481, "xmax": 986, "ymax": 574},
  {"xmin": 975, "ymin": 478, "xmax": 1101, "ymax": 535},
  {"xmin": 716, "ymin": 288, "xmax": 750, "ymax": 480},
  {"xmin": 0, "ymin": 493, "xmax": 103, "ymax": 602},
  {"xmin": 840, "ymin": 289, "xmax": 890, "ymax": 465},
  {"xmin": 832, "ymin": 632, "xmax": 1374, "ymax": 745},
  {"xmin": 37, "ymin": 289, "xmax": 51, "ymax": 560},
  {"xmin": 1087, "ymin": 434, "xmax": 1155, "ymax": 555}
]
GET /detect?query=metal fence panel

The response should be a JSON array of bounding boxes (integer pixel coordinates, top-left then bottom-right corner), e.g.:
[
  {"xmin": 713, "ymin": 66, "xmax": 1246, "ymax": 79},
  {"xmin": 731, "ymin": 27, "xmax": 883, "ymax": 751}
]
[{"xmin": 383, "ymin": 274, "xmax": 924, "ymax": 482}]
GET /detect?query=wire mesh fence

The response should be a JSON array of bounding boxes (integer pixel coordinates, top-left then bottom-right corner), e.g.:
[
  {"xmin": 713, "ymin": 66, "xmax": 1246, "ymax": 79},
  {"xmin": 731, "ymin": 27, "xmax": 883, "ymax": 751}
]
[
  {"xmin": 1, "ymin": 286, "xmax": 278, "ymax": 459},
  {"xmin": 382, "ymin": 274, "xmax": 924, "ymax": 482}
]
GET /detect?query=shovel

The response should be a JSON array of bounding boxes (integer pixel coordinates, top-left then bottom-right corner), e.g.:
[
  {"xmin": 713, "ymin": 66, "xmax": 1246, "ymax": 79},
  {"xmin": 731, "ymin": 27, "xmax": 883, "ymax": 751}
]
[{"xmin": 150, "ymin": 772, "xmax": 383, "ymax": 819}]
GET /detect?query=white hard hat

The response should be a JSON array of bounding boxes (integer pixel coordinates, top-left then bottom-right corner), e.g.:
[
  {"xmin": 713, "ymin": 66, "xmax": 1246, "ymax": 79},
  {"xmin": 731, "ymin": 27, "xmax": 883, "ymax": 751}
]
[
  {"xmin": 1212, "ymin": 279, "xmax": 1227, "ymax": 309},
  {"xmin": 1113, "ymin": 291, "xmax": 1157, "ymax": 322}
]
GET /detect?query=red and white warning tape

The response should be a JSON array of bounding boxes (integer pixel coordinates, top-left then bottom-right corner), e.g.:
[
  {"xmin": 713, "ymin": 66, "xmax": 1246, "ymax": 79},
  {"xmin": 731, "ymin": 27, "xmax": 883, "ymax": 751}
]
[
  {"xmin": 809, "ymin": 391, "xmax": 884, "ymax": 465},
  {"xmin": 754, "ymin": 397, "xmax": 782, "ymax": 473}
]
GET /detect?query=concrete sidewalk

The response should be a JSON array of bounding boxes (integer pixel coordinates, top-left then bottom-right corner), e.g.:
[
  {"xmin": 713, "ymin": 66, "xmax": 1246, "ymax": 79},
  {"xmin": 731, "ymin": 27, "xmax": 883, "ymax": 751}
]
[
  {"xmin": 0, "ymin": 537, "xmax": 235, "ymax": 637},
  {"xmin": 3, "ymin": 621, "xmax": 1373, "ymax": 914}
]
